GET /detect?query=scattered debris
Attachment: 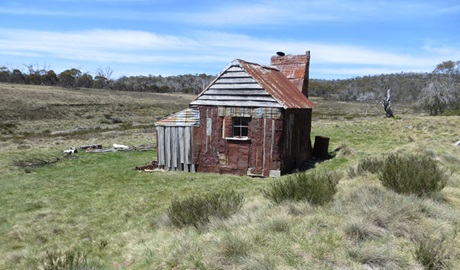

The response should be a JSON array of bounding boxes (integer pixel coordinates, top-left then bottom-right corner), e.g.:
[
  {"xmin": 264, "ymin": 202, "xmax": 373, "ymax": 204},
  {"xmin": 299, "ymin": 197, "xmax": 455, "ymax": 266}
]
[
  {"xmin": 113, "ymin": 144, "xmax": 131, "ymax": 151},
  {"xmin": 85, "ymin": 144, "xmax": 155, "ymax": 153},
  {"xmin": 13, "ymin": 154, "xmax": 77, "ymax": 171},
  {"xmin": 85, "ymin": 148, "xmax": 117, "ymax": 153},
  {"xmin": 63, "ymin": 147, "xmax": 78, "ymax": 155},
  {"xmin": 13, "ymin": 156, "xmax": 60, "ymax": 169},
  {"xmin": 135, "ymin": 161, "xmax": 158, "ymax": 171},
  {"xmin": 81, "ymin": 144, "xmax": 103, "ymax": 150}
]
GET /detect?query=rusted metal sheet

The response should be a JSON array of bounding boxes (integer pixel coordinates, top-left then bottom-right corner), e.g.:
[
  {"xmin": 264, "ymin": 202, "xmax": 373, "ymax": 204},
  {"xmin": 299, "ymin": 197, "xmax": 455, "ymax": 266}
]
[
  {"xmin": 281, "ymin": 109, "xmax": 313, "ymax": 174},
  {"xmin": 191, "ymin": 57, "xmax": 314, "ymax": 109},
  {"xmin": 240, "ymin": 60, "xmax": 315, "ymax": 109},
  {"xmin": 271, "ymin": 51, "xmax": 310, "ymax": 97},
  {"xmin": 156, "ymin": 52, "xmax": 315, "ymax": 177},
  {"xmin": 154, "ymin": 108, "xmax": 199, "ymax": 127}
]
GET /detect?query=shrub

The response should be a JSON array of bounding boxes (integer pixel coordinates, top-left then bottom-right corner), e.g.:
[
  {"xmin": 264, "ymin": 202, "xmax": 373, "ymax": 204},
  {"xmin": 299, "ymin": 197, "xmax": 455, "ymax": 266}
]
[
  {"xmin": 263, "ymin": 172, "xmax": 338, "ymax": 205},
  {"xmin": 39, "ymin": 250, "xmax": 94, "ymax": 270},
  {"xmin": 167, "ymin": 190, "xmax": 244, "ymax": 228},
  {"xmin": 378, "ymin": 153, "xmax": 449, "ymax": 196},
  {"xmin": 414, "ymin": 235, "xmax": 449, "ymax": 270},
  {"xmin": 348, "ymin": 156, "xmax": 384, "ymax": 178}
]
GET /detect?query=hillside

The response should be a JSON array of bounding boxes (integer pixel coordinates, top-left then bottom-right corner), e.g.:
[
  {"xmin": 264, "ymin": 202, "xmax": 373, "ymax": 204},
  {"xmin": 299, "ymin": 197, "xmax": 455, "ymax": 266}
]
[
  {"xmin": 0, "ymin": 83, "xmax": 459, "ymax": 269},
  {"xmin": 0, "ymin": 83, "xmax": 194, "ymax": 153}
]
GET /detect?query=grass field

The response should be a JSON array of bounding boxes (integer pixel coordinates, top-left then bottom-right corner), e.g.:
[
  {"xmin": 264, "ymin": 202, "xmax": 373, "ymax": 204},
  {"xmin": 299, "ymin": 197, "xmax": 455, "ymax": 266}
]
[{"xmin": 1, "ymin": 83, "xmax": 459, "ymax": 269}]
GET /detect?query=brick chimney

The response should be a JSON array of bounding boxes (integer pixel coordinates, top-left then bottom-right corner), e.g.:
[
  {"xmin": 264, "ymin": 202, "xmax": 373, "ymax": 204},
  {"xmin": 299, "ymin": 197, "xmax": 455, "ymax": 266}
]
[{"xmin": 270, "ymin": 51, "xmax": 310, "ymax": 97}]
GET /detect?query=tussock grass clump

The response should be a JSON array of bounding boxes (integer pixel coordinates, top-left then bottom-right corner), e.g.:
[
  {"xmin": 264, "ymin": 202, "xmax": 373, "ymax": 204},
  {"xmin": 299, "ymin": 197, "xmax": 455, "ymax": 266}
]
[
  {"xmin": 39, "ymin": 250, "xmax": 94, "ymax": 270},
  {"xmin": 167, "ymin": 190, "xmax": 244, "ymax": 228},
  {"xmin": 337, "ymin": 186, "xmax": 423, "ymax": 240},
  {"xmin": 347, "ymin": 156, "xmax": 384, "ymax": 178},
  {"xmin": 344, "ymin": 217, "xmax": 384, "ymax": 242},
  {"xmin": 217, "ymin": 233, "xmax": 252, "ymax": 259},
  {"xmin": 348, "ymin": 244, "xmax": 408, "ymax": 269},
  {"xmin": 414, "ymin": 234, "xmax": 450, "ymax": 270},
  {"xmin": 263, "ymin": 172, "xmax": 338, "ymax": 205},
  {"xmin": 378, "ymin": 153, "xmax": 449, "ymax": 196}
]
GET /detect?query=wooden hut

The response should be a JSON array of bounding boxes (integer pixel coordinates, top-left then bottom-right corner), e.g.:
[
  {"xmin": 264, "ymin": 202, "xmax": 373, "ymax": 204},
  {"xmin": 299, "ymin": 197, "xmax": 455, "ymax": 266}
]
[{"xmin": 155, "ymin": 52, "xmax": 314, "ymax": 177}]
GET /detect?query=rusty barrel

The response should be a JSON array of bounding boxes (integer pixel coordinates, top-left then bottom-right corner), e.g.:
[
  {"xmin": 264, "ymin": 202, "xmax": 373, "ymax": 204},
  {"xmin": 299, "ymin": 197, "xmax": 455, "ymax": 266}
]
[{"xmin": 313, "ymin": 136, "xmax": 330, "ymax": 159}]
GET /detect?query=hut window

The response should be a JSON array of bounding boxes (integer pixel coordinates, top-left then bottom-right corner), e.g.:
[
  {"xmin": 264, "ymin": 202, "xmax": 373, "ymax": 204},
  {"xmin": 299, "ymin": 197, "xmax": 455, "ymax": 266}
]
[{"xmin": 232, "ymin": 117, "xmax": 249, "ymax": 137}]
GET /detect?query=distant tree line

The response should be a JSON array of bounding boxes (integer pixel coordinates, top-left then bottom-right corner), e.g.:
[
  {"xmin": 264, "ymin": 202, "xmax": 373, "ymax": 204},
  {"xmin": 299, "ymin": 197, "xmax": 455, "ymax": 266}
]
[
  {"xmin": 1, "ymin": 60, "xmax": 458, "ymax": 115},
  {"xmin": 310, "ymin": 72, "xmax": 434, "ymax": 102},
  {"xmin": 310, "ymin": 60, "xmax": 460, "ymax": 115},
  {"xmin": 0, "ymin": 64, "xmax": 214, "ymax": 95}
]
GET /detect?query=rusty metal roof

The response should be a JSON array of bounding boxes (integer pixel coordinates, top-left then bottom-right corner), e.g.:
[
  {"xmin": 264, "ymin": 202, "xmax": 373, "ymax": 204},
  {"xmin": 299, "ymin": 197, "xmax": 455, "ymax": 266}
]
[
  {"xmin": 154, "ymin": 108, "xmax": 200, "ymax": 127},
  {"xmin": 239, "ymin": 60, "xmax": 315, "ymax": 109},
  {"xmin": 270, "ymin": 53, "xmax": 310, "ymax": 95},
  {"xmin": 190, "ymin": 59, "xmax": 314, "ymax": 109}
]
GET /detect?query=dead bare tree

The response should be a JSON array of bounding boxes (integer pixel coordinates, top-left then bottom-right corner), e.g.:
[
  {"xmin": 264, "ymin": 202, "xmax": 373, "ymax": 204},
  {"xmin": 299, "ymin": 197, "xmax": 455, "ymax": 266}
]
[
  {"xmin": 416, "ymin": 60, "xmax": 460, "ymax": 115},
  {"xmin": 96, "ymin": 66, "xmax": 114, "ymax": 80},
  {"xmin": 382, "ymin": 89, "xmax": 394, "ymax": 117}
]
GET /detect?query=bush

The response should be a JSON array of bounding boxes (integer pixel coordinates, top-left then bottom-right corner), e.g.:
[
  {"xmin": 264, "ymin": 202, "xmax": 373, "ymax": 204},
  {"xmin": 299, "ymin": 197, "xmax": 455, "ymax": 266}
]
[
  {"xmin": 348, "ymin": 156, "xmax": 384, "ymax": 178},
  {"xmin": 378, "ymin": 154, "xmax": 448, "ymax": 196},
  {"xmin": 414, "ymin": 235, "xmax": 450, "ymax": 270},
  {"xmin": 167, "ymin": 190, "xmax": 244, "ymax": 228},
  {"xmin": 39, "ymin": 250, "xmax": 95, "ymax": 270},
  {"xmin": 263, "ymin": 172, "xmax": 338, "ymax": 205}
]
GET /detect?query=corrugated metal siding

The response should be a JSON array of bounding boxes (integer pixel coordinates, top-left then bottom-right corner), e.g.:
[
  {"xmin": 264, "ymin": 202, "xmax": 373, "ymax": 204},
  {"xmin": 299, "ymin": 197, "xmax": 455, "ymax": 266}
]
[
  {"xmin": 281, "ymin": 109, "xmax": 313, "ymax": 174},
  {"xmin": 156, "ymin": 54, "xmax": 314, "ymax": 177},
  {"xmin": 155, "ymin": 108, "xmax": 200, "ymax": 127},
  {"xmin": 270, "ymin": 52, "xmax": 310, "ymax": 96},
  {"xmin": 156, "ymin": 126, "xmax": 196, "ymax": 172},
  {"xmin": 191, "ymin": 106, "xmax": 286, "ymax": 177}
]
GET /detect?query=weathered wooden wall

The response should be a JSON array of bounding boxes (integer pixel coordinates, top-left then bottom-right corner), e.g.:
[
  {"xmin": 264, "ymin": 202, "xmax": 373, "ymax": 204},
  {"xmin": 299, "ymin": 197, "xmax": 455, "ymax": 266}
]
[
  {"xmin": 281, "ymin": 108, "xmax": 313, "ymax": 174},
  {"xmin": 192, "ymin": 106, "xmax": 311, "ymax": 177}
]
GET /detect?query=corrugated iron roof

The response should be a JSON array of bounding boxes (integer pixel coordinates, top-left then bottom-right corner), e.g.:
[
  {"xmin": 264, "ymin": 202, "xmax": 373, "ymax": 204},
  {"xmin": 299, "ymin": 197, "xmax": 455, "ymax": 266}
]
[
  {"xmin": 154, "ymin": 108, "xmax": 200, "ymax": 127},
  {"xmin": 190, "ymin": 59, "xmax": 314, "ymax": 109},
  {"xmin": 271, "ymin": 53, "xmax": 310, "ymax": 94},
  {"xmin": 239, "ymin": 60, "xmax": 315, "ymax": 109}
]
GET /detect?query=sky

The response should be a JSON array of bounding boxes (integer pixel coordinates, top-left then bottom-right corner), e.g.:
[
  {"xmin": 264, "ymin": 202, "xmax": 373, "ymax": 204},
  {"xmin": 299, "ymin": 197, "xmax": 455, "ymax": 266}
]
[{"xmin": 0, "ymin": 0, "xmax": 459, "ymax": 80}]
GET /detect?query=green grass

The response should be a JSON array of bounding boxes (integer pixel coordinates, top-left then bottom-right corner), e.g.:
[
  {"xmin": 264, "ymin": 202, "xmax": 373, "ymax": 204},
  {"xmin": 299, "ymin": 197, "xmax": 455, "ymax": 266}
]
[
  {"xmin": 1, "ymin": 85, "xmax": 460, "ymax": 269},
  {"xmin": 0, "ymin": 150, "xmax": 267, "ymax": 269}
]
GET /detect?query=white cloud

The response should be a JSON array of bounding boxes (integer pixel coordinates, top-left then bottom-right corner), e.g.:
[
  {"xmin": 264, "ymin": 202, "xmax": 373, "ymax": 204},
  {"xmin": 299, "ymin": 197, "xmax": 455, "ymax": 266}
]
[{"xmin": 0, "ymin": 28, "xmax": 454, "ymax": 78}]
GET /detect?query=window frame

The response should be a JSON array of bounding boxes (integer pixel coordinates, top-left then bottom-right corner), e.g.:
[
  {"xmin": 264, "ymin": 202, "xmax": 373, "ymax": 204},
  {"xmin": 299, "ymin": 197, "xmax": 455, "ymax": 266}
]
[{"xmin": 232, "ymin": 117, "xmax": 250, "ymax": 138}]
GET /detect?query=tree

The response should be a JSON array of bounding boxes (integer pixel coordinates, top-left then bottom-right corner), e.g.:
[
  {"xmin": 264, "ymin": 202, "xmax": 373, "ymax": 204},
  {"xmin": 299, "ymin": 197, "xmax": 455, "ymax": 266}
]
[
  {"xmin": 77, "ymin": 73, "xmax": 93, "ymax": 88},
  {"xmin": 417, "ymin": 60, "xmax": 460, "ymax": 115},
  {"xmin": 381, "ymin": 89, "xmax": 394, "ymax": 117},
  {"xmin": 58, "ymin": 68, "xmax": 82, "ymax": 88},
  {"xmin": 42, "ymin": 70, "xmax": 58, "ymax": 86},
  {"xmin": 93, "ymin": 75, "xmax": 108, "ymax": 89},
  {"xmin": 0, "ymin": 66, "xmax": 10, "ymax": 82},
  {"xmin": 96, "ymin": 66, "xmax": 113, "ymax": 80},
  {"xmin": 10, "ymin": 69, "xmax": 26, "ymax": 84}
]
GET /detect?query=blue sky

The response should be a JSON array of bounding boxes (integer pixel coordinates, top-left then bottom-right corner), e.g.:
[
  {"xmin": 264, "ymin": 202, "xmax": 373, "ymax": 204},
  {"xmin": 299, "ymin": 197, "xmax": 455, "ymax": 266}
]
[{"xmin": 0, "ymin": 0, "xmax": 458, "ymax": 79}]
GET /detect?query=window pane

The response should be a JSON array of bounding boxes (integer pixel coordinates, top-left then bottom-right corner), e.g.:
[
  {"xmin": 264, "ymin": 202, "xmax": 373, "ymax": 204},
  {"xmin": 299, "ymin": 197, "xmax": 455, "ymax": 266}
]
[
  {"xmin": 232, "ymin": 117, "xmax": 250, "ymax": 137},
  {"xmin": 233, "ymin": 126, "xmax": 240, "ymax": 137},
  {"xmin": 241, "ymin": 127, "xmax": 248, "ymax": 137}
]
